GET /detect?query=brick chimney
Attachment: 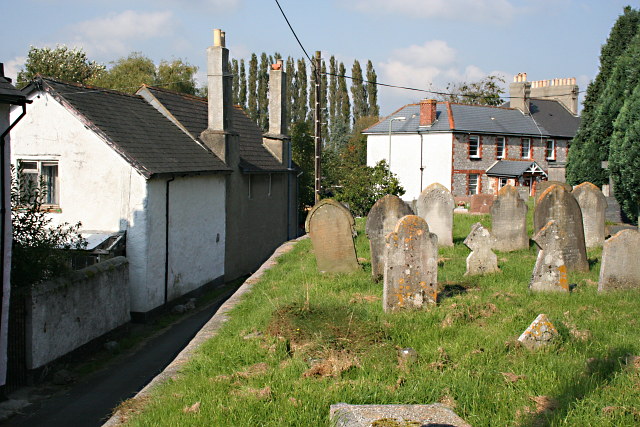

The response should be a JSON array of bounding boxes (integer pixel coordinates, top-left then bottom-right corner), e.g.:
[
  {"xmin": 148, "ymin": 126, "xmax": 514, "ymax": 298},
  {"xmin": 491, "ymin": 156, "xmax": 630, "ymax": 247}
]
[
  {"xmin": 263, "ymin": 59, "xmax": 290, "ymax": 166},
  {"xmin": 420, "ymin": 99, "xmax": 437, "ymax": 126},
  {"xmin": 510, "ymin": 73, "xmax": 531, "ymax": 114},
  {"xmin": 199, "ymin": 29, "xmax": 237, "ymax": 165}
]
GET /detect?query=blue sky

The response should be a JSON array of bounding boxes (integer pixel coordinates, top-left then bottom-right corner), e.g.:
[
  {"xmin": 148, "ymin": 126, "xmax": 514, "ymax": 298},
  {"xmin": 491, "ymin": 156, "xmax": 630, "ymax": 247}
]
[{"xmin": 1, "ymin": 0, "xmax": 637, "ymax": 114}]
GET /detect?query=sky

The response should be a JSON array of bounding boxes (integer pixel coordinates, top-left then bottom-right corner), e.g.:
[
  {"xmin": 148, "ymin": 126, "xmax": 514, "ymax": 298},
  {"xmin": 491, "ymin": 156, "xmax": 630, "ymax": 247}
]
[{"xmin": 1, "ymin": 0, "xmax": 638, "ymax": 115}]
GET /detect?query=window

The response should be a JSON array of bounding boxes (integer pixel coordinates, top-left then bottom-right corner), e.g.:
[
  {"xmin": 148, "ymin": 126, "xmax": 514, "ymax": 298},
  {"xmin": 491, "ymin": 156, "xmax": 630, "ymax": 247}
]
[
  {"xmin": 496, "ymin": 137, "xmax": 505, "ymax": 159},
  {"xmin": 546, "ymin": 139, "xmax": 555, "ymax": 160},
  {"xmin": 18, "ymin": 160, "xmax": 59, "ymax": 205},
  {"xmin": 499, "ymin": 177, "xmax": 508, "ymax": 189},
  {"xmin": 468, "ymin": 174, "xmax": 479, "ymax": 195},
  {"xmin": 521, "ymin": 138, "xmax": 531, "ymax": 159},
  {"xmin": 469, "ymin": 135, "xmax": 481, "ymax": 159}
]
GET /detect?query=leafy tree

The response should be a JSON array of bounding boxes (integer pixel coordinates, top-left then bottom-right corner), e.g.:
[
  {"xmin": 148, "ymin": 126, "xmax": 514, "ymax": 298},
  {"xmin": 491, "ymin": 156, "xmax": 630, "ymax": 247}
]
[
  {"xmin": 321, "ymin": 59, "xmax": 329, "ymax": 145},
  {"xmin": 308, "ymin": 61, "xmax": 317, "ymax": 124},
  {"xmin": 439, "ymin": 74, "xmax": 505, "ymax": 106},
  {"xmin": 350, "ymin": 60, "xmax": 368, "ymax": 123},
  {"xmin": 17, "ymin": 45, "xmax": 105, "ymax": 88},
  {"xmin": 248, "ymin": 53, "xmax": 258, "ymax": 122},
  {"xmin": 11, "ymin": 167, "xmax": 86, "ymax": 288},
  {"xmin": 239, "ymin": 59, "xmax": 247, "ymax": 109},
  {"xmin": 258, "ymin": 53, "xmax": 270, "ymax": 131},
  {"xmin": 366, "ymin": 60, "xmax": 380, "ymax": 118},
  {"xmin": 347, "ymin": 115, "xmax": 379, "ymax": 166},
  {"xmin": 156, "ymin": 59, "xmax": 198, "ymax": 95},
  {"xmin": 337, "ymin": 62, "xmax": 351, "ymax": 139},
  {"xmin": 291, "ymin": 121, "xmax": 315, "ymax": 215},
  {"xmin": 89, "ymin": 52, "xmax": 155, "ymax": 93},
  {"xmin": 231, "ymin": 59, "xmax": 240, "ymax": 105},
  {"xmin": 328, "ymin": 56, "xmax": 338, "ymax": 148},
  {"xmin": 285, "ymin": 57, "xmax": 296, "ymax": 124}
]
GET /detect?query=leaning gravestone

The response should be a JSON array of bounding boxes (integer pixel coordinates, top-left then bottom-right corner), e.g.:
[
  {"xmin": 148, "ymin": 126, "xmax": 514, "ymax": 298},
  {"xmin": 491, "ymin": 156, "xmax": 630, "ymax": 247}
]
[
  {"xmin": 530, "ymin": 220, "xmax": 570, "ymax": 292},
  {"xmin": 491, "ymin": 185, "xmax": 529, "ymax": 251},
  {"xmin": 416, "ymin": 183, "xmax": 455, "ymax": 246},
  {"xmin": 572, "ymin": 182, "xmax": 607, "ymax": 248},
  {"xmin": 599, "ymin": 229, "xmax": 640, "ymax": 291},
  {"xmin": 534, "ymin": 185, "xmax": 588, "ymax": 272},
  {"xmin": 365, "ymin": 195, "xmax": 413, "ymax": 281},
  {"xmin": 305, "ymin": 199, "xmax": 359, "ymax": 274},
  {"xmin": 464, "ymin": 223, "xmax": 499, "ymax": 276},
  {"xmin": 518, "ymin": 314, "xmax": 559, "ymax": 349},
  {"xmin": 383, "ymin": 215, "xmax": 438, "ymax": 311}
]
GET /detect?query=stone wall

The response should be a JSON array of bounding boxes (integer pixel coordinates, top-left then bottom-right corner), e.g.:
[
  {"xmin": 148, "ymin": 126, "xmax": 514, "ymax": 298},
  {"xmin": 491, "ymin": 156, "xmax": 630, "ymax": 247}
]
[{"xmin": 26, "ymin": 257, "xmax": 130, "ymax": 369}]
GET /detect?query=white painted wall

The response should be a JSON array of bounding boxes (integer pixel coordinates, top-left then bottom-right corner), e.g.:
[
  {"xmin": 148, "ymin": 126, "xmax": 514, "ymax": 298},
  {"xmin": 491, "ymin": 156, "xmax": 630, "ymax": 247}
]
[
  {"xmin": 0, "ymin": 104, "xmax": 11, "ymax": 386},
  {"xmin": 367, "ymin": 132, "xmax": 453, "ymax": 201}
]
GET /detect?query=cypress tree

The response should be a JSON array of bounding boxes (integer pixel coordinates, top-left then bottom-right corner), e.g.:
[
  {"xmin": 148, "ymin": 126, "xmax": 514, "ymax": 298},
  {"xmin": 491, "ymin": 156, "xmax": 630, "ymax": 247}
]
[
  {"xmin": 285, "ymin": 56, "xmax": 296, "ymax": 123},
  {"xmin": 328, "ymin": 56, "xmax": 338, "ymax": 148},
  {"xmin": 366, "ymin": 60, "xmax": 380, "ymax": 118},
  {"xmin": 239, "ymin": 59, "xmax": 247, "ymax": 109},
  {"xmin": 350, "ymin": 59, "xmax": 367, "ymax": 123},
  {"xmin": 248, "ymin": 53, "xmax": 258, "ymax": 123},
  {"xmin": 338, "ymin": 62, "xmax": 350, "ymax": 132},
  {"xmin": 321, "ymin": 59, "xmax": 329, "ymax": 147},
  {"xmin": 296, "ymin": 59, "xmax": 308, "ymax": 124},
  {"xmin": 231, "ymin": 59, "xmax": 239, "ymax": 105},
  {"xmin": 258, "ymin": 53, "xmax": 270, "ymax": 131}
]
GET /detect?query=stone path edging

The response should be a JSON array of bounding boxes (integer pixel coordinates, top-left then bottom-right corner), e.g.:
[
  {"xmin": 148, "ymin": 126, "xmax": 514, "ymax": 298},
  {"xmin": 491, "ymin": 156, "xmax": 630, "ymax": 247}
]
[{"xmin": 103, "ymin": 235, "xmax": 308, "ymax": 426}]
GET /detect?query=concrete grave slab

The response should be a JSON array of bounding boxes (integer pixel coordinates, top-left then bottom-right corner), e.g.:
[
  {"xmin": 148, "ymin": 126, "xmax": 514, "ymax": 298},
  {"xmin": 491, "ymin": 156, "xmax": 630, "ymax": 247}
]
[
  {"xmin": 464, "ymin": 222, "xmax": 499, "ymax": 276},
  {"xmin": 572, "ymin": 182, "xmax": 607, "ymax": 248},
  {"xmin": 518, "ymin": 313, "xmax": 559, "ymax": 349},
  {"xmin": 305, "ymin": 199, "xmax": 359, "ymax": 274},
  {"xmin": 599, "ymin": 229, "xmax": 640, "ymax": 291},
  {"xmin": 416, "ymin": 183, "xmax": 455, "ymax": 247},
  {"xmin": 330, "ymin": 403, "xmax": 471, "ymax": 427},
  {"xmin": 366, "ymin": 195, "xmax": 414, "ymax": 281},
  {"xmin": 491, "ymin": 185, "xmax": 529, "ymax": 252},
  {"xmin": 530, "ymin": 220, "xmax": 570, "ymax": 292}
]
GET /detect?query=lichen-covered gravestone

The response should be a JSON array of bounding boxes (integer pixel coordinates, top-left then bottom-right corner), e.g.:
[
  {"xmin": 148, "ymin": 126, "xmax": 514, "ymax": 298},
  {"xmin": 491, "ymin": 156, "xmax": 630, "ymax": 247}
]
[
  {"xmin": 305, "ymin": 199, "xmax": 359, "ymax": 274},
  {"xmin": 365, "ymin": 195, "xmax": 413, "ymax": 281},
  {"xmin": 518, "ymin": 313, "xmax": 559, "ymax": 349},
  {"xmin": 416, "ymin": 183, "xmax": 455, "ymax": 247},
  {"xmin": 383, "ymin": 215, "xmax": 438, "ymax": 311},
  {"xmin": 536, "ymin": 180, "xmax": 572, "ymax": 201},
  {"xmin": 464, "ymin": 222, "xmax": 499, "ymax": 276},
  {"xmin": 491, "ymin": 185, "xmax": 529, "ymax": 251},
  {"xmin": 599, "ymin": 229, "xmax": 640, "ymax": 291},
  {"xmin": 572, "ymin": 182, "xmax": 607, "ymax": 248},
  {"xmin": 534, "ymin": 184, "xmax": 588, "ymax": 272},
  {"xmin": 530, "ymin": 220, "xmax": 570, "ymax": 292},
  {"xmin": 330, "ymin": 403, "xmax": 471, "ymax": 427}
]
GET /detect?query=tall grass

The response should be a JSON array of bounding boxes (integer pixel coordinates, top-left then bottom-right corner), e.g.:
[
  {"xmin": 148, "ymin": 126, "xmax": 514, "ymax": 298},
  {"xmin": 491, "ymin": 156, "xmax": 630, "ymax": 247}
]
[{"xmin": 122, "ymin": 209, "xmax": 640, "ymax": 426}]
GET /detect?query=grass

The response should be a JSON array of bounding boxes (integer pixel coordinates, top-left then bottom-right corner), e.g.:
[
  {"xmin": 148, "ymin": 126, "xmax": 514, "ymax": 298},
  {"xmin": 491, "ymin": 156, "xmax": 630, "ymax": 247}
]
[{"xmin": 119, "ymin": 207, "xmax": 640, "ymax": 426}]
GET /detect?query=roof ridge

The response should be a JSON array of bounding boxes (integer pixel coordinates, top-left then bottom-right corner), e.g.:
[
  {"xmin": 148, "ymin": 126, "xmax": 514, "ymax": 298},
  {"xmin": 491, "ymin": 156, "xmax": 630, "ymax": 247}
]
[
  {"xmin": 144, "ymin": 84, "xmax": 207, "ymax": 103},
  {"xmin": 449, "ymin": 101, "xmax": 515, "ymax": 110},
  {"xmin": 38, "ymin": 76, "xmax": 144, "ymax": 100}
]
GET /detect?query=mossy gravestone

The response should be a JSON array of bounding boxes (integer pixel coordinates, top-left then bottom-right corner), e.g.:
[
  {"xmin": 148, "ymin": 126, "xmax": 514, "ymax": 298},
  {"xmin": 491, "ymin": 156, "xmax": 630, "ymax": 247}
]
[
  {"xmin": 416, "ymin": 183, "xmax": 455, "ymax": 247},
  {"xmin": 365, "ymin": 195, "xmax": 413, "ymax": 281},
  {"xmin": 383, "ymin": 215, "xmax": 438, "ymax": 312},
  {"xmin": 491, "ymin": 185, "xmax": 529, "ymax": 252},
  {"xmin": 518, "ymin": 313, "xmax": 559, "ymax": 349},
  {"xmin": 534, "ymin": 184, "xmax": 588, "ymax": 272},
  {"xmin": 530, "ymin": 220, "xmax": 570, "ymax": 292},
  {"xmin": 464, "ymin": 222, "xmax": 499, "ymax": 276},
  {"xmin": 305, "ymin": 199, "xmax": 359, "ymax": 274},
  {"xmin": 599, "ymin": 229, "xmax": 640, "ymax": 291},
  {"xmin": 572, "ymin": 182, "xmax": 607, "ymax": 248}
]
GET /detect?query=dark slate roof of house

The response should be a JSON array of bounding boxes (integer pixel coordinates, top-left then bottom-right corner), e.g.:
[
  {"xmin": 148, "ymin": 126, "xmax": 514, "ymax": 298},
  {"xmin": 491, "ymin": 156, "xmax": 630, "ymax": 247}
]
[
  {"xmin": 142, "ymin": 86, "xmax": 288, "ymax": 173},
  {"xmin": 32, "ymin": 78, "xmax": 230, "ymax": 179},
  {"xmin": 0, "ymin": 73, "xmax": 27, "ymax": 105},
  {"xmin": 486, "ymin": 160, "xmax": 544, "ymax": 177},
  {"xmin": 363, "ymin": 102, "xmax": 553, "ymax": 137},
  {"xmin": 503, "ymin": 99, "xmax": 580, "ymax": 138}
]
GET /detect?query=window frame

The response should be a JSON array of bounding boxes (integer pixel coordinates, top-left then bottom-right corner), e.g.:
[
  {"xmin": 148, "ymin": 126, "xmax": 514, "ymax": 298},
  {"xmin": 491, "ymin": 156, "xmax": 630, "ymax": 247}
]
[
  {"xmin": 496, "ymin": 137, "xmax": 505, "ymax": 159},
  {"xmin": 17, "ymin": 159, "xmax": 60, "ymax": 206},
  {"xmin": 546, "ymin": 139, "xmax": 556, "ymax": 160},
  {"xmin": 469, "ymin": 135, "xmax": 481, "ymax": 159},
  {"xmin": 468, "ymin": 173, "xmax": 479, "ymax": 195},
  {"xmin": 521, "ymin": 138, "xmax": 531, "ymax": 159}
]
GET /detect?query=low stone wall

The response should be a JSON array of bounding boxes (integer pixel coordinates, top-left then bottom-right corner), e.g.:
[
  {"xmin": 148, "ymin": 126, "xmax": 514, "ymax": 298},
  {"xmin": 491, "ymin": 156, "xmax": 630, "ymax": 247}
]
[{"xmin": 26, "ymin": 256, "xmax": 130, "ymax": 369}]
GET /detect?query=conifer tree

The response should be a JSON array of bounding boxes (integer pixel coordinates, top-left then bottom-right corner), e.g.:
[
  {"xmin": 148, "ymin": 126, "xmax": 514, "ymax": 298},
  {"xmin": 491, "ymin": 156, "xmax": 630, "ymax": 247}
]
[
  {"xmin": 295, "ymin": 59, "xmax": 308, "ymax": 124},
  {"xmin": 321, "ymin": 59, "xmax": 329, "ymax": 145},
  {"xmin": 308, "ymin": 61, "xmax": 316, "ymax": 123},
  {"xmin": 239, "ymin": 59, "xmax": 247, "ymax": 109},
  {"xmin": 258, "ymin": 53, "xmax": 270, "ymax": 131},
  {"xmin": 285, "ymin": 56, "xmax": 296, "ymax": 123},
  {"xmin": 338, "ymin": 62, "xmax": 351, "ymax": 132},
  {"xmin": 248, "ymin": 53, "xmax": 259, "ymax": 123},
  {"xmin": 231, "ymin": 59, "xmax": 239, "ymax": 105},
  {"xmin": 350, "ymin": 59, "xmax": 367, "ymax": 123},
  {"xmin": 366, "ymin": 60, "xmax": 380, "ymax": 117},
  {"xmin": 328, "ymin": 56, "xmax": 338, "ymax": 148}
]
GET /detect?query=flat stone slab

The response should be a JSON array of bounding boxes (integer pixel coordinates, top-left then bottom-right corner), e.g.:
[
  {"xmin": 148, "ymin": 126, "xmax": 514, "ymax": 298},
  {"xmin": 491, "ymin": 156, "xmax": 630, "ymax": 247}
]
[{"xmin": 330, "ymin": 403, "xmax": 471, "ymax": 427}]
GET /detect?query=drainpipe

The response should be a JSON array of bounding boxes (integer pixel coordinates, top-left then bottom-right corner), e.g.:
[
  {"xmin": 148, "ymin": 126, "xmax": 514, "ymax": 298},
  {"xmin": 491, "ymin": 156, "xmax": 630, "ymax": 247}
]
[
  {"xmin": 419, "ymin": 132, "xmax": 424, "ymax": 192},
  {"xmin": 164, "ymin": 176, "xmax": 175, "ymax": 304}
]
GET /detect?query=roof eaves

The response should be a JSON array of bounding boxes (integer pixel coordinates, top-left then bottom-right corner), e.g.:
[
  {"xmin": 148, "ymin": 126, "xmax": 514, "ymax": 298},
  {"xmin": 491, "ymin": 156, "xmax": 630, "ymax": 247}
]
[{"xmin": 361, "ymin": 103, "xmax": 417, "ymax": 133}]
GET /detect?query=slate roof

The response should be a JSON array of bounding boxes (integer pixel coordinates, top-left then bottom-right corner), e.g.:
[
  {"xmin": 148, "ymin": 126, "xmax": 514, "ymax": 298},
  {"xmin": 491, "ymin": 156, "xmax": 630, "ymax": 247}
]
[
  {"xmin": 33, "ymin": 78, "xmax": 230, "ymax": 178},
  {"xmin": 142, "ymin": 86, "xmax": 289, "ymax": 173},
  {"xmin": 0, "ymin": 72, "xmax": 27, "ymax": 105},
  {"xmin": 363, "ymin": 102, "xmax": 552, "ymax": 137},
  {"xmin": 504, "ymin": 99, "xmax": 580, "ymax": 138},
  {"xmin": 486, "ymin": 160, "xmax": 545, "ymax": 177}
]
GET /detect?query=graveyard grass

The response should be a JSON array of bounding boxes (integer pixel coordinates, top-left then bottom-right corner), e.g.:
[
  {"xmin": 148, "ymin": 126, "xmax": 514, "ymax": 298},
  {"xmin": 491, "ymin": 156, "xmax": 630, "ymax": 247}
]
[{"xmin": 121, "ymin": 206, "xmax": 640, "ymax": 426}]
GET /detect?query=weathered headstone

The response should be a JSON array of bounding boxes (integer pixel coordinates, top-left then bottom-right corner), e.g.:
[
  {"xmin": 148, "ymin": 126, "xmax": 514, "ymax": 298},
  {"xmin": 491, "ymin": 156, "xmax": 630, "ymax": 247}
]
[
  {"xmin": 516, "ymin": 186, "xmax": 530, "ymax": 201},
  {"xmin": 536, "ymin": 180, "xmax": 572, "ymax": 199},
  {"xmin": 305, "ymin": 199, "xmax": 359, "ymax": 274},
  {"xmin": 572, "ymin": 182, "xmax": 607, "ymax": 248},
  {"xmin": 470, "ymin": 193, "xmax": 494, "ymax": 214},
  {"xmin": 491, "ymin": 185, "xmax": 529, "ymax": 251},
  {"xmin": 383, "ymin": 215, "xmax": 438, "ymax": 311},
  {"xmin": 330, "ymin": 403, "xmax": 471, "ymax": 427},
  {"xmin": 530, "ymin": 220, "xmax": 570, "ymax": 292},
  {"xmin": 534, "ymin": 184, "xmax": 588, "ymax": 272},
  {"xmin": 599, "ymin": 229, "xmax": 640, "ymax": 291},
  {"xmin": 518, "ymin": 314, "xmax": 559, "ymax": 349},
  {"xmin": 416, "ymin": 183, "xmax": 455, "ymax": 247},
  {"xmin": 365, "ymin": 195, "xmax": 413, "ymax": 281},
  {"xmin": 464, "ymin": 222, "xmax": 499, "ymax": 276}
]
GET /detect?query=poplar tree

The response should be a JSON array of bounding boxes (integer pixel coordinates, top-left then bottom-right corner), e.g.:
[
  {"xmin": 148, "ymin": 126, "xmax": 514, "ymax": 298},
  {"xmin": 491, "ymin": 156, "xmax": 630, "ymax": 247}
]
[
  {"xmin": 338, "ymin": 62, "xmax": 350, "ymax": 132},
  {"xmin": 239, "ymin": 59, "xmax": 247, "ymax": 109},
  {"xmin": 285, "ymin": 56, "xmax": 296, "ymax": 123},
  {"xmin": 231, "ymin": 59, "xmax": 239, "ymax": 105},
  {"xmin": 321, "ymin": 59, "xmax": 329, "ymax": 145},
  {"xmin": 328, "ymin": 61, "xmax": 351, "ymax": 151},
  {"xmin": 308, "ymin": 61, "xmax": 316, "ymax": 123},
  {"xmin": 258, "ymin": 52, "xmax": 270, "ymax": 131},
  {"xmin": 366, "ymin": 60, "xmax": 380, "ymax": 117},
  {"xmin": 350, "ymin": 59, "xmax": 367, "ymax": 123},
  {"xmin": 248, "ymin": 53, "xmax": 259, "ymax": 123},
  {"xmin": 328, "ymin": 56, "xmax": 338, "ymax": 148},
  {"xmin": 295, "ymin": 59, "xmax": 308, "ymax": 124}
]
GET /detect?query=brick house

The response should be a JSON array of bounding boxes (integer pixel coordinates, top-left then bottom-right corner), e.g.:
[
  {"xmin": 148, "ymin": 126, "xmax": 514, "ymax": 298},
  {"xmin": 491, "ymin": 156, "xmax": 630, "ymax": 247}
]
[{"xmin": 364, "ymin": 75, "xmax": 580, "ymax": 200}]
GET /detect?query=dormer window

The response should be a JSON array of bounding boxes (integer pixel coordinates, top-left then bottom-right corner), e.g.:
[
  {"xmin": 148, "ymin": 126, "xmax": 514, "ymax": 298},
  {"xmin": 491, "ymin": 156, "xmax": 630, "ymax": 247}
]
[{"xmin": 469, "ymin": 135, "xmax": 481, "ymax": 159}]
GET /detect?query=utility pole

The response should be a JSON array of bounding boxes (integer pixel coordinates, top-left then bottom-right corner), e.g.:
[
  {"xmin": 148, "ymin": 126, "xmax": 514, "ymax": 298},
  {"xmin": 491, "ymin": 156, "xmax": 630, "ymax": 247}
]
[{"xmin": 314, "ymin": 51, "xmax": 322, "ymax": 204}]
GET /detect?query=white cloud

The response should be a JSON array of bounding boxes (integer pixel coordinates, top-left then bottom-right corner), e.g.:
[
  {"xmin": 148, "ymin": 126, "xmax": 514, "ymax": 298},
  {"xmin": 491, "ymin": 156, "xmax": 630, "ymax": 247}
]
[
  {"xmin": 155, "ymin": 0, "xmax": 240, "ymax": 10},
  {"xmin": 390, "ymin": 41, "xmax": 456, "ymax": 67},
  {"xmin": 3, "ymin": 56, "xmax": 26, "ymax": 82},
  {"xmin": 342, "ymin": 0, "xmax": 517, "ymax": 24},
  {"xmin": 67, "ymin": 10, "xmax": 175, "ymax": 57}
]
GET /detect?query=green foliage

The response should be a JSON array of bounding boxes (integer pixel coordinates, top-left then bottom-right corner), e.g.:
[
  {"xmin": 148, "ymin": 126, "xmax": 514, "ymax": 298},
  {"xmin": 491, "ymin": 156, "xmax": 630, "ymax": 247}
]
[
  {"xmin": 231, "ymin": 59, "xmax": 240, "ymax": 105},
  {"xmin": 11, "ymin": 167, "xmax": 86, "ymax": 288},
  {"xmin": 258, "ymin": 53, "xmax": 270, "ymax": 131},
  {"xmin": 440, "ymin": 74, "xmax": 505, "ymax": 106},
  {"xmin": 294, "ymin": 59, "xmax": 308, "ymax": 124},
  {"xmin": 248, "ymin": 54, "xmax": 258, "ymax": 123},
  {"xmin": 350, "ymin": 60, "xmax": 367, "ymax": 123},
  {"xmin": 366, "ymin": 59, "xmax": 380, "ymax": 118},
  {"xmin": 238, "ymin": 59, "xmax": 247, "ymax": 109},
  {"xmin": 338, "ymin": 62, "xmax": 351, "ymax": 133},
  {"xmin": 17, "ymin": 45, "xmax": 106, "ymax": 88},
  {"xmin": 328, "ymin": 56, "xmax": 338, "ymax": 148},
  {"xmin": 291, "ymin": 121, "xmax": 315, "ymax": 214},
  {"xmin": 156, "ymin": 59, "xmax": 198, "ymax": 95}
]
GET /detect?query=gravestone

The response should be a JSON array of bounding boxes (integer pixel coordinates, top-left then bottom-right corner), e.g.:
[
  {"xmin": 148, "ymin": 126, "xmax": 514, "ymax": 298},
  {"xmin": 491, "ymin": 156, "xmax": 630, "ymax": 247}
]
[
  {"xmin": 536, "ymin": 180, "xmax": 572, "ymax": 200},
  {"xmin": 469, "ymin": 194, "xmax": 495, "ymax": 214},
  {"xmin": 464, "ymin": 222, "xmax": 499, "ymax": 276},
  {"xmin": 530, "ymin": 220, "xmax": 570, "ymax": 292},
  {"xmin": 330, "ymin": 403, "xmax": 471, "ymax": 427},
  {"xmin": 518, "ymin": 314, "xmax": 559, "ymax": 349},
  {"xmin": 572, "ymin": 182, "xmax": 607, "ymax": 248},
  {"xmin": 516, "ymin": 186, "xmax": 530, "ymax": 201},
  {"xmin": 534, "ymin": 184, "xmax": 588, "ymax": 272},
  {"xmin": 599, "ymin": 229, "xmax": 640, "ymax": 291},
  {"xmin": 416, "ymin": 183, "xmax": 455, "ymax": 246},
  {"xmin": 305, "ymin": 199, "xmax": 359, "ymax": 274},
  {"xmin": 491, "ymin": 185, "xmax": 529, "ymax": 251},
  {"xmin": 365, "ymin": 195, "xmax": 413, "ymax": 281},
  {"xmin": 383, "ymin": 215, "xmax": 438, "ymax": 311}
]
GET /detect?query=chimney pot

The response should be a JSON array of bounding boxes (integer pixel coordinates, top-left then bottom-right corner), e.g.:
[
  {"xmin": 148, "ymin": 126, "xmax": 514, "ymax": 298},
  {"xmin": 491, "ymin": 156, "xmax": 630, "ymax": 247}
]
[
  {"xmin": 213, "ymin": 29, "xmax": 222, "ymax": 47},
  {"xmin": 420, "ymin": 99, "xmax": 437, "ymax": 126}
]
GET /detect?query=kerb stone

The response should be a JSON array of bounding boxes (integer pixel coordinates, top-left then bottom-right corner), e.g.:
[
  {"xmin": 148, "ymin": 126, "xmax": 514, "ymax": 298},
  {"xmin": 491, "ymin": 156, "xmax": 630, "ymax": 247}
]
[
  {"xmin": 572, "ymin": 182, "xmax": 607, "ymax": 248},
  {"xmin": 530, "ymin": 220, "xmax": 570, "ymax": 292},
  {"xmin": 599, "ymin": 229, "xmax": 640, "ymax": 291},
  {"xmin": 491, "ymin": 185, "xmax": 529, "ymax": 251},
  {"xmin": 365, "ymin": 195, "xmax": 413, "ymax": 281},
  {"xmin": 416, "ymin": 183, "xmax": 455, "ymax": 246},
  {"xmin": 330, "ymin": 403, "xmax": 471, "ymax": 427},
  {"xmin": 464, "ymin": 222, "xmax": 499, "ymax": 276},
  {"xmin": 305, "ymin": 199, "xmax": 359, "ymax": 274}
]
